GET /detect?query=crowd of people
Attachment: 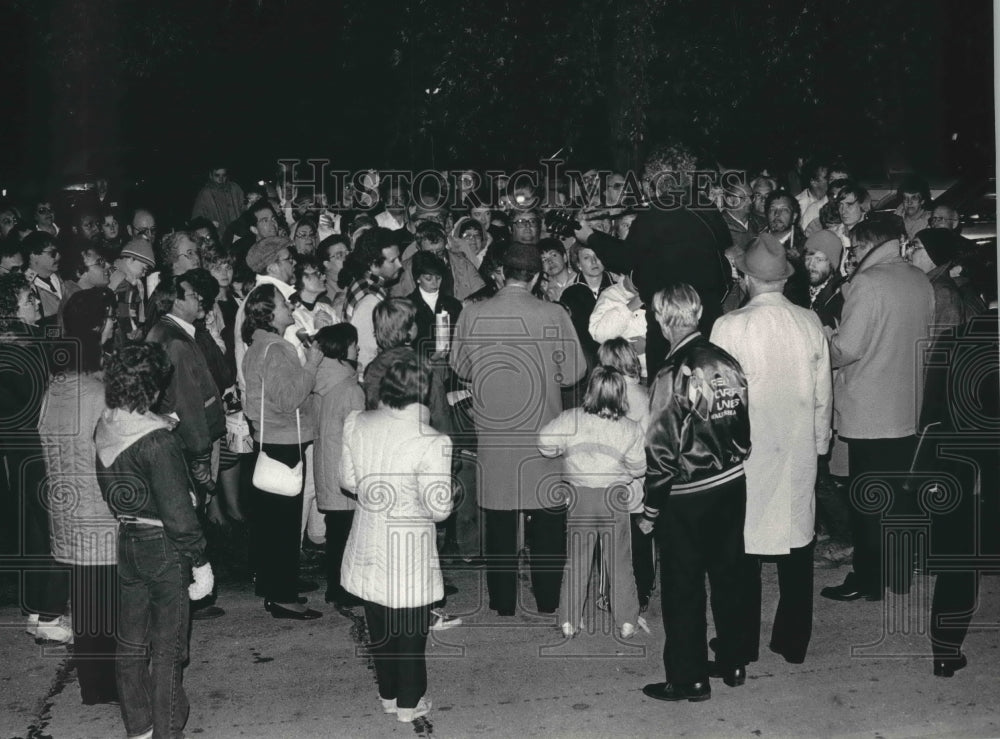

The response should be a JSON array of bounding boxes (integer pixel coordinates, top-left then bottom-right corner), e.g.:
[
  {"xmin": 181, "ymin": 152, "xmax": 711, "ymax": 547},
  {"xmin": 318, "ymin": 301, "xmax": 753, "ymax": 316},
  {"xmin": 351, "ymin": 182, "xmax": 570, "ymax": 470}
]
[{"xmin": 0, "ymin": 145, "xmax": 997, "ymax": 735}]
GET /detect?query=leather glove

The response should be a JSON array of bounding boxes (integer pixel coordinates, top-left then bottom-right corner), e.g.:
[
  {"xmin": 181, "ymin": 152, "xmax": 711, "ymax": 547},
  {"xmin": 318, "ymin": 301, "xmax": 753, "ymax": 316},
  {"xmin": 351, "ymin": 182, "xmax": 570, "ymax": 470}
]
[
  {"xmin": 188, "ymin": 562, "xmax": 214, "ymax": 601},
  {"xmin": 188, "ymin": 451, "xmax": 216, "ymax": 496}
]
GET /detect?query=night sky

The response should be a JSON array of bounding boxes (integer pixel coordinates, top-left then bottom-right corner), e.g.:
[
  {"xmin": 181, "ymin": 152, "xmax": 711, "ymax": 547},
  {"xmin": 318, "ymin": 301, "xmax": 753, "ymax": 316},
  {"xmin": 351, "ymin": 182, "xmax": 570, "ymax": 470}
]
[{"xmin": 0, "ymin": 0, "xmax": 994, "ymax": 220}]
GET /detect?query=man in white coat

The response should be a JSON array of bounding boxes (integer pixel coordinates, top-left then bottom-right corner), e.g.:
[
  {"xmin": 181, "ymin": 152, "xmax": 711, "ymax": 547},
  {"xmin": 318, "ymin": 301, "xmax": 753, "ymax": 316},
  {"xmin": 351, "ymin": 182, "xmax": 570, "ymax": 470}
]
[{"xmin": 711, "ymin": 233, "xmax": 833, "ymax": 665}]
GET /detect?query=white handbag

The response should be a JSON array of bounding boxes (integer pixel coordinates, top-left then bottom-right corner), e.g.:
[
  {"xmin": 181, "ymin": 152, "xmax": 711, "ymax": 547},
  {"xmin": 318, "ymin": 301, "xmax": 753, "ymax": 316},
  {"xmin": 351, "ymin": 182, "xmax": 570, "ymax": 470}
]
[{"xmin": 251, "ymin": 344, "xmax": 303, "ymax": 497}]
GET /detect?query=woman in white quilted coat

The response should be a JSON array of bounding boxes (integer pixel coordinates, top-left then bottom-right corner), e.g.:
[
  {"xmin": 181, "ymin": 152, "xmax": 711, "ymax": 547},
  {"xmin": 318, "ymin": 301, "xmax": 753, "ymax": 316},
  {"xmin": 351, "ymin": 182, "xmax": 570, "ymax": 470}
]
[{"xmin": 339, "ymin": 349, "xmax": 453, "ymax": 723}]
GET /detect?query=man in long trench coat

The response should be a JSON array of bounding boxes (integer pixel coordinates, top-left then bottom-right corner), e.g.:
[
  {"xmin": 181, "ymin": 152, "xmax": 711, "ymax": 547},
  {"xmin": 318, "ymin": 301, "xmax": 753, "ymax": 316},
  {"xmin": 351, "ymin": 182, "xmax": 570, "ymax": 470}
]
[
  {"xmin": 711, "ymin": 234, "xmax": 833, "ymax": 664},
  {"xmin": 451, "ymin": 242, "xmax": 587, "ymax": 616}
]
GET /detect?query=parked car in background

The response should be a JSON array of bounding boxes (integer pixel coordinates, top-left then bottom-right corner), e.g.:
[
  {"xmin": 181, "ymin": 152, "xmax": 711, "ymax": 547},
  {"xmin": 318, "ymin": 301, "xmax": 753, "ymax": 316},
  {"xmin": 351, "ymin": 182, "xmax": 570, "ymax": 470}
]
[{"xmin": 932, "ymin": 174, "xmax": 996, "ymax": 247}]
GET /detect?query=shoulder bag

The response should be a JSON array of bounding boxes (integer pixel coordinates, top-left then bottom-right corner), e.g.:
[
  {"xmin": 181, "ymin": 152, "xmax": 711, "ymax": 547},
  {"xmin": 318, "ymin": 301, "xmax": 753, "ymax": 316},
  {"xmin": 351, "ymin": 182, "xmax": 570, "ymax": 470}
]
[{"xmin": 251, "ymin": 343, "xmax": 303, "ymax": 496}]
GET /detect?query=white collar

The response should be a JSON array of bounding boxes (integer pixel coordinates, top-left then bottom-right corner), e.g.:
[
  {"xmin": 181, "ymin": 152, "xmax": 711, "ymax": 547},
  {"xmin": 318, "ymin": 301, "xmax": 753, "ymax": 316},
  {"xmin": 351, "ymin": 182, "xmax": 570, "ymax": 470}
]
[
  {"xmin": 166, "ymin": 313, "xmax": 196, "ymax": 338},
  {"xmin": 419, "ymin": 287, "xmax": 440, "ymax": 306}
]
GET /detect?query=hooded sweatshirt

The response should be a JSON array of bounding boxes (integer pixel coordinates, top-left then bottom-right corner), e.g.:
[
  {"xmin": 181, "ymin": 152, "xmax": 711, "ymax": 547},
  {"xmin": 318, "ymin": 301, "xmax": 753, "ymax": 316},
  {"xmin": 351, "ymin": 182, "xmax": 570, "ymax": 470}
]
[{"xmin": 94, "ymin": 408, "xmax": 207, "ymax": 567}]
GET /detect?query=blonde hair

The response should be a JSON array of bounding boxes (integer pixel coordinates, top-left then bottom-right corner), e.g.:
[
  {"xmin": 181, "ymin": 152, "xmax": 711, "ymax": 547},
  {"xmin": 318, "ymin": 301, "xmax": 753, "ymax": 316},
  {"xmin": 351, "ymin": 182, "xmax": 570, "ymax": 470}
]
[
  {"xmin": 373, "ymin": 297, "xmax": 417, "ymax": 350},
  {"xmin": 652, "ymin": 283, "xmax": 701, "ymax": 329},
  {"xmin": 597, "ymin": 338, "xmax": 641, "ymax": 380},
  {"xmin": 582, "ymin": 366, "xmax": 629, "ymax": 421}
]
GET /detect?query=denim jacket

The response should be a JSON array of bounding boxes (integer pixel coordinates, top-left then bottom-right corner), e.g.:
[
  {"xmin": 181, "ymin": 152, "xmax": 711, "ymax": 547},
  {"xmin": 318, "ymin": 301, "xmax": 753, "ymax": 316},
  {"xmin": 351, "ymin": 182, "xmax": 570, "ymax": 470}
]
[{"xmin": 95, "ymin": 408, "xmax": 207, "ymax": 567}]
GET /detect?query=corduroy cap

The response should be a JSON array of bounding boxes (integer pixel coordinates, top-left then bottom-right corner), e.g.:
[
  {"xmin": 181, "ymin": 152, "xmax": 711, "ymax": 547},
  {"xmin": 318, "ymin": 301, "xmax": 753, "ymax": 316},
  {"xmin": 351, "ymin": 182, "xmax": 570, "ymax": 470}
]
[{"xmin": 246, "ymin": 236, "xmax": 292, "ymax": 274}]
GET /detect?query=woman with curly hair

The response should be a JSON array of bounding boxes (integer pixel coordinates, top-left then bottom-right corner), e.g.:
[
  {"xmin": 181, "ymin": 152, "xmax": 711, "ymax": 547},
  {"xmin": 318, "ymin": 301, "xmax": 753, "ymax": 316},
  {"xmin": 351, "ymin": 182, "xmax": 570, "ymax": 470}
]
[
  {"xmin": 241, "ymin": 284, "xmax": 324, "ymax": 620},
  {"xmin": 95, "ymin": 342, "xmax": 212, "ymax": 739}
]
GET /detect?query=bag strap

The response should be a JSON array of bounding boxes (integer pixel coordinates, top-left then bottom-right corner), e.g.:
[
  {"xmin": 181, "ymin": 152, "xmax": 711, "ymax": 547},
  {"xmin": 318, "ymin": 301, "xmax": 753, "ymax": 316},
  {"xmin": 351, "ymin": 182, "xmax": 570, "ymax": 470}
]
[
  {"xmin": 258, "ymin": 341, "xmax": 302, "ymax": 450},
  {"xmin": 259, "ymin": 342, "xmax": 271, "ymax": 443}
]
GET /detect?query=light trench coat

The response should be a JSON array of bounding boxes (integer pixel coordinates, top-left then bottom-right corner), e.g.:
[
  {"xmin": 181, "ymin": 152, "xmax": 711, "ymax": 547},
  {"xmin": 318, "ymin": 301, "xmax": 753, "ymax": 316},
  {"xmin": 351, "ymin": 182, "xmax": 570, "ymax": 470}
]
[{"xmin": 711, "ymin": 292, "xmax": 833, "ymax": 555}]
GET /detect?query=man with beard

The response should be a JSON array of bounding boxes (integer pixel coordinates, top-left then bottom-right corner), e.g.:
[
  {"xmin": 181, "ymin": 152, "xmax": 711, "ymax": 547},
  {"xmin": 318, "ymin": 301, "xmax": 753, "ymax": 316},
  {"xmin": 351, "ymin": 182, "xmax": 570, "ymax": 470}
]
[
  {"xmin": 764, "ymin": 193, "xmax": 809, "ymax": 307},
  {"xmin": 803, "ymin": 230, "xmax": 846, "ymax": 329}
]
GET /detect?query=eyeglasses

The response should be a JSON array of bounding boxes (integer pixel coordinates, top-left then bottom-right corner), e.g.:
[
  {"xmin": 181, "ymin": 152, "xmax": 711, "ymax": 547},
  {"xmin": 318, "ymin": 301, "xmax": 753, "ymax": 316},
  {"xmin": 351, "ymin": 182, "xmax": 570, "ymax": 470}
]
[
  {"xmin": 512, "ymin": 218, "xmax": 539, "ymax": 226},
  {"xmin": 928, "ymin": 216, "xmax": 957, "ymax": 226},
  {"xmin": 85, "ymin": 259, "xmax": 107, "ymax": 269},
  {"xmin": 41, "ymin": 247, "xmax": 59, "ymax": 256},
  {"xmin": 134, "ymin": 226, "xmax": 157, "ymax": 237},
  {"xmin": 0, "ymin": 217, "xmax": 14, "ymax": 225},
  {"xmin": 36, "ymin": 206, "xmax": 52, "ymax": 214}
]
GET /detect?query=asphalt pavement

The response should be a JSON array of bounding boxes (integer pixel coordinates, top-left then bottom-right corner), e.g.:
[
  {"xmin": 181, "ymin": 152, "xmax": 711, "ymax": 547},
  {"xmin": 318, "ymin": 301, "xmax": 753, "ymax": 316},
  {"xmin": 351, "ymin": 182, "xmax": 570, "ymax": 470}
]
[{"xmin": 2, "ymin": 547, "xmax": 999, "ymax": 739}]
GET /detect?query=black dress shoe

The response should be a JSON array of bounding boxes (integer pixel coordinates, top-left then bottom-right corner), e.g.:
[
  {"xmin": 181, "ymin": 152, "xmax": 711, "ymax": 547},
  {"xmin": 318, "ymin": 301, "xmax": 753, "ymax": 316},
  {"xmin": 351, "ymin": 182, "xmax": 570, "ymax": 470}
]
[
  {"xmin": 444, "ymin": 583, "xmax": 459, "ymax": 597},
  {"xmin": 296, "ymin": 579, "xmax": 319, "ymax": 594},
  {"xmin": 264, "ymin": 601, "xmax": 323, "ymax": 620},
  {"xmin": 768, "ymin": 643, "xmax": 805, "ymax": 664},
  {"xmin": 707, "ymin": 662, "xmax": 746, "ymax": 687},
  {"xmin": 933, "ymin": 654, "xmax": 967, "ymax": 677},
  {"xmin": 642, "ymin": 681, "xmax": 711, "ymax": 702}
]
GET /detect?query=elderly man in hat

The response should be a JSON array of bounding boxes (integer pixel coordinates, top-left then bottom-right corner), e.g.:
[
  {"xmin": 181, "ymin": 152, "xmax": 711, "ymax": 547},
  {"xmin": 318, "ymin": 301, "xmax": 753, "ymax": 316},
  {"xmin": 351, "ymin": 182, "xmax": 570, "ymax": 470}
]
[
  {"xmin": 451, "ymin": 242, "xmax": 586, "ymax": 617},
  {"xmin": 711, "ymin": 235, "xmax": 833, "ymax": 666},
  {"xmin": 234, "ymin": 235, "xmax": 315, "ymax": 394},
  {"xmin": 109, "ymin": 238, "xmax": 156, "ymax": 344},
  {"xmin": 803, "ymin": 230, "xmax": 846, "ymax": 329}
]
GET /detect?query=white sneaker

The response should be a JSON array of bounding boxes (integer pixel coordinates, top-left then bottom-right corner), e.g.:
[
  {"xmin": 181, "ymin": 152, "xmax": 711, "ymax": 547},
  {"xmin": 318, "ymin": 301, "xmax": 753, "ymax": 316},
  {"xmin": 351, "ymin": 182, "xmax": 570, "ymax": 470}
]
[
  {"xmin": 25, "ymin": 613, "xmax": 39, "ymax": 637},
  {"xmin": 380, "ymin": 697, "xmax": 397, "ymax": 714},
  {"xmin": 35, "ymin": 615, "xmax": 73, "ymax": 645},
  {"xmin": 429, "ymin": 608, "xmax": 462, "ymax": 631},
  {"xmin": 561, "ymin": 621, "xmax": 576, "ymax": 638},
  {"xmin": 129, "ymin": 729, "xmax": 153, "ymax": 739},
  {"xmin": 620, "ymin": 622, "xmax": 636, "ymax": 639},
  {"xmin": 396, "ymin": 697, "xmax": 431, "ymax": 722}
]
